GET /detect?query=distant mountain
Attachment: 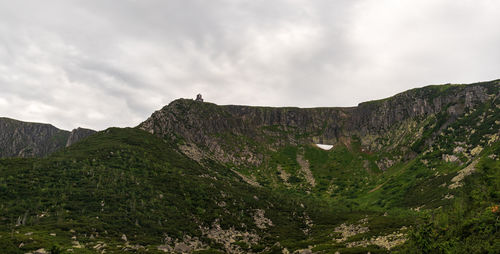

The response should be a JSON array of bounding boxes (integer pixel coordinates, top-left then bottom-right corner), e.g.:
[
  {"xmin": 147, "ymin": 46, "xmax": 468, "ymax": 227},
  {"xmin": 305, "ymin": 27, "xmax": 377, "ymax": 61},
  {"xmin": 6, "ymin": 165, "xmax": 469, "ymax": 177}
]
[{"xmin": 0, "ymin": 117, "xmax": 96, "ymax": 157}]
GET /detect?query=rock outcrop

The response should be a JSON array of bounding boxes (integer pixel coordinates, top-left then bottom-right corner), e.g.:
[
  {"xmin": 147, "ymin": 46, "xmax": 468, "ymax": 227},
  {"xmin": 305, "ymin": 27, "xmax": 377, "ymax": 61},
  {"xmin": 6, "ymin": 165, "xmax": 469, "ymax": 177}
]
[
  {"xmin": 0, "ymin": 118, "xmax": 96, "ymax": 158},
  {"xmin": 66, "ymin": 127, "xmax": 97, "ymax": 147},
  {"xmin": 139, "ymin": 80, "xmax": 499, "ymax": 165}
]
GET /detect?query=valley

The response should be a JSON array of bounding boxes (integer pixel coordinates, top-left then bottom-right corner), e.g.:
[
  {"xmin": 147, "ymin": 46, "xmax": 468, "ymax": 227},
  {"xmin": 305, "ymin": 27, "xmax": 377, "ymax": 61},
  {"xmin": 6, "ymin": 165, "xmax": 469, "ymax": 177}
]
[{"xmin": 0, "ymin": 80, "xmax": 499, "ymax": 253}]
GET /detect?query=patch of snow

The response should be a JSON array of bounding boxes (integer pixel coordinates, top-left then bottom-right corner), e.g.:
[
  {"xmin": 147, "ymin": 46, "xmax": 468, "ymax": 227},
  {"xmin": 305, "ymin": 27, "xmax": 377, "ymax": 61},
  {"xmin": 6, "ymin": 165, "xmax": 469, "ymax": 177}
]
[{"xmin": 315, "ymin": 144, "xmax": 333, "ymax": 150}]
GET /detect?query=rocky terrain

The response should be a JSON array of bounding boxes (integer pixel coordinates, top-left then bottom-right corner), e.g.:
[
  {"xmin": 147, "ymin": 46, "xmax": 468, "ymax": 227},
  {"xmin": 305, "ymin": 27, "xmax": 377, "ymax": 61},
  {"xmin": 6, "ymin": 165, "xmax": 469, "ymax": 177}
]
[
  {"xmin": 139, "ymin": 81, "xmax": 499, "ymax": 195},
  {"xmin": 0, "ymin": 118, "xmax": 95, "ymax": 158},
  {"xmin": 139, "ymin": 80, "xmax": 497, "ymax": 166},
  {"xmin": 0, "ymin": 80, "xmax": 499, "ymax": 253},
  {"xmin": 65, "ymin": 127, "xmax": 96, "ymax": 147}
]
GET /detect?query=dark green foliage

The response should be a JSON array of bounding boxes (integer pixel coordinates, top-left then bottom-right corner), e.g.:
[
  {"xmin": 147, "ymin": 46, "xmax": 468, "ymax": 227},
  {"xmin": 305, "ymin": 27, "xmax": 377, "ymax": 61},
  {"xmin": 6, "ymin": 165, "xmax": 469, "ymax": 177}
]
[
  {"xmin": 0, "ymin": 128, "xmax": 361, "ymax": 252},
  {"xmin": 0, "ymin": 81, "xmax": 499, "ymax": 253},
  {"xmin": 402, "ymin": 146, "xmax": 500, "ymax": 253}
]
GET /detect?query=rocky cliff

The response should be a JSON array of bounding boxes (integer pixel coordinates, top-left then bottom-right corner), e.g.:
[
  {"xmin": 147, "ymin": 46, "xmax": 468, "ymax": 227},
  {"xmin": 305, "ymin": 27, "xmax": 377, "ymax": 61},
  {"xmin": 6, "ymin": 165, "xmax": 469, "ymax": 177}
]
[
  {"xmin": 0, "ymin": 118, "xmax": 96, "ymax": 158},
  {"xmin": 66, "ymin": 127, "xmax": 97, "ymax": 147},
  {"xmin": 139, "ymin": 80, "xmax": 499, "ymax": 165}
]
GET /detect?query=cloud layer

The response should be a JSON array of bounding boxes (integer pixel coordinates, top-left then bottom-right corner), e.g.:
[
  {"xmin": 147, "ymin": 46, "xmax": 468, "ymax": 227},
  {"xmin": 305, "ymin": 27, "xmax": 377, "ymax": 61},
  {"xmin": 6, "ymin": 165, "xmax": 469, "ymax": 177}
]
[{"xmin": 1, "ymin": 0, "xmax": 499, "ymax": 130}]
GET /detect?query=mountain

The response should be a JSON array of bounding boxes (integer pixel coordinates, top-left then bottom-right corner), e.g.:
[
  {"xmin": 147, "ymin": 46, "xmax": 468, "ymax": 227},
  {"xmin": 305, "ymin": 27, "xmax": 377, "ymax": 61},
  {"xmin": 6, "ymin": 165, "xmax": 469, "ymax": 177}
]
[
  {"xmin": 138, "ymin": 81, "xmax": 499, "ymax": 200},
  {"xmin": 139, "ymin": 81, "xmax": 495, "ymax": 167},
  {"xmin": 0, "ymin": 80, "xmax": 499, "ymax": 253},
  {"xmin": 0, "ymin": 118, "xmax": 96, "ymax": 158}
]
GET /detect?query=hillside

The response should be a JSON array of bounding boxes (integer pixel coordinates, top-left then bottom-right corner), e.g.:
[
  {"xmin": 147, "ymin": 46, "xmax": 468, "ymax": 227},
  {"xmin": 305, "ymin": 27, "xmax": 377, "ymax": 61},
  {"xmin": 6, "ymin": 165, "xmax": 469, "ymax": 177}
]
[
  {"xmin": 0, "ymin": 80, "xmax": 499, "ymax": 253},
  {"xmin": 0, "ymin": 128, "xmax": 411, "ymax": 254},
  {"xmin": 139, "ymin": 81, "xmax": 499, "ymax": 202},
  {"xmin": 0, "ymin": 118, "xmax": 95, "ymax": 158}
]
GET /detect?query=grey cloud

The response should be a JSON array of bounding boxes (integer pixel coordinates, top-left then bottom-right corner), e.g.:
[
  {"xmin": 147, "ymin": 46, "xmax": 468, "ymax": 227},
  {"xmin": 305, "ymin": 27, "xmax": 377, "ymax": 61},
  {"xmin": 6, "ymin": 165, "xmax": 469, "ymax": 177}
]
[{"xmin": 0, "ymin": 0, "xmax": 499, "ymax": 130}]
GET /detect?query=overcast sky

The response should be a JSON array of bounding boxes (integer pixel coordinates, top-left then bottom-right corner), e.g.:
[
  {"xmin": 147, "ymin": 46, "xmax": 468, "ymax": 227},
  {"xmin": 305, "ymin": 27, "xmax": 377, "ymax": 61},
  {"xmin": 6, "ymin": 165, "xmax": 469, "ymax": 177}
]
[{"xmin": 0, "ymin": 0, "xmax": 499, "ymax": 130}]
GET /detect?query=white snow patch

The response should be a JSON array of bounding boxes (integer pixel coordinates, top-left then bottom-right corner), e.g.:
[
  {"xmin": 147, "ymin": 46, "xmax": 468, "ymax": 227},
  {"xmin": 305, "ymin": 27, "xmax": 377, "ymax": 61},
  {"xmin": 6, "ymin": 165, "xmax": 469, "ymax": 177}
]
[{"xmin": 315, "ymin": 144, "xmax": 333, "ymax": 150}]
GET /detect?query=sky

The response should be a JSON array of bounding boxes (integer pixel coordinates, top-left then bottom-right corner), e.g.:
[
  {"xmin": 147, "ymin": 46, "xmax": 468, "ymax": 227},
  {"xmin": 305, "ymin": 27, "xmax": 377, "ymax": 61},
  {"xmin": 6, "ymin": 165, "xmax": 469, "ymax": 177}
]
[{"xmin": 0, "ymin": 0, "xmax": 499, "ymax": 130}]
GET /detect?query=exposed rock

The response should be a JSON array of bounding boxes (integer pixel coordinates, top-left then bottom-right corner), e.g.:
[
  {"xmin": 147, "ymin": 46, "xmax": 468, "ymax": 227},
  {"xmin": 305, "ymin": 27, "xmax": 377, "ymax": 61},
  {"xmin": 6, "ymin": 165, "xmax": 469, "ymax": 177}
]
[
  {"xmin": 33, "ymin": 249, "xmax": 47, "ymax": 254},
  {"xmin": 72, "ymin": 241, "xmax": 83, "ymax": 249},
  {"xmin": 93, "ymin": 242, "xmax": 106, "ymax": 251},
  {"xmin": 297, "ymin": 153, "xmax": 316, "ymax": 187},
  {"xmin": 346, "ymin": 230, "xmax": 407, "ymax": 250},
  {"xmin": 453, "ymin": 146, "xmax": 465, "ymax": 154},
  {"xmin": 231, "ymin": 169, "xmax": 261, "ymax": 187},
  {"xmin": 444, "ymin": 193, "xmax": 454, "ymax": 199},
  {"xmin": 122, "ymin": 243, "xmax": 146, "ymax": 251},
  {"xmin": 138, "ymin": 82, "xmax": 497, "ymax": 167},
  {"xmin": 0, "ymin": 117, "xmax": 69, "ymax": 157},
  {"xmin": 179, "ymin": 143, "xmax": 204, "ymax": 162},
  {"xmin": 157, "ymin": 245, "xmax": 173, "ymax": 252},
  {"xmin": 254, "ymin": 209, "xmax": 273, "ymax": 229},
  {"xmin": 470, "ymin": 146, "xmax": 483, "ymax": 156},
  {"xmin": 174, "ymin": 242, "xmax": 191, "ymax": 253},
  {"xmin": 66, "ymin": 127, "xmax": 96, "ymax": 147},
  {"xmin": 443, "ymin": 154, "xmax": 459, "ymax": 163},
  {"xmin": 294, "ymin": 248, "xmax": 313, "ymax": 254},
  {"xmin": 0, "ymin": 117, "xmax": 95, "ymax": 158},
  {"xmin": 277, "ymin": 165, "xmax": 291, "ymax": 185},
  {"xmin": 412, "ymin": 205, "xmax": 426, "ymax": 211},
  {"xmin": 449, "ymin": 160, "xmax": 479, "ymax": 189},
  {"xmin": 376, "ymin": 158, "xmax": 395, "ymax": 171},
  {"xmin": 155, "ymin": 234, "xmax": 207, "ymax": 253},
  {"xmin": 486, "ymin": 133, "xmax": 499, "ymax": 145},
  {"xmin": 302, "ymin": 212, "xmax": 313, "ymax": 234},
  {"xmin": 333, "ymin": 222, "xmax": 369, "ymax": 242},
  {"xmin": 201, "ymin": 220, "xmax": 260, "ymax": 253}
]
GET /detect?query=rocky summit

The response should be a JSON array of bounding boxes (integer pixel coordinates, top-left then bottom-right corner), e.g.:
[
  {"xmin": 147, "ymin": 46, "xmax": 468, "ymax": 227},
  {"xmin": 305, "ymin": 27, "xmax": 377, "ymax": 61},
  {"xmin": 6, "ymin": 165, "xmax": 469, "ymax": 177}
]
[{"xmin": 0, "ymin": 80, "xmax": 499, "ymax": 253}]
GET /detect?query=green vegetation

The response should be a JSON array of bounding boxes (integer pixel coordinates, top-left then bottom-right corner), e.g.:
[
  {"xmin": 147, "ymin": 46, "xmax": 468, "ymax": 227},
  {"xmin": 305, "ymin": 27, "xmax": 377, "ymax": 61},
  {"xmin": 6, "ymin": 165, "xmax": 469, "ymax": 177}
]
[
  {"xmin": 0, "ymin": 128, "xmax": 392, "ymax": 253},
  {"xmin": 0, "ymin": 81, "xmax": 499, "ymax": 253}
]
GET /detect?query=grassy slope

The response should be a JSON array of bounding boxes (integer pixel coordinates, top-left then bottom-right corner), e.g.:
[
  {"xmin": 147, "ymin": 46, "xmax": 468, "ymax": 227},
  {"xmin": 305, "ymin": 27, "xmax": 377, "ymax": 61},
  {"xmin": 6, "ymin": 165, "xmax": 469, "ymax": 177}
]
[
  {"xmin": 1, "ymin": 128, "xmax": 397, "ymax": 253},
  {"xmin": 226, "ymin": 82, "xmax": 500, "ymax": 252}
]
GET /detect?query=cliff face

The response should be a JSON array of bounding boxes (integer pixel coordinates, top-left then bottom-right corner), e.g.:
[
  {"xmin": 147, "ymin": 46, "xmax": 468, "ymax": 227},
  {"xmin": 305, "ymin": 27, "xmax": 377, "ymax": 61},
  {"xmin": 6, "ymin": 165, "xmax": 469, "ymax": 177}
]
[
  {"xmin": 139, "ymin": 80, "xmax": 499, "ymax": 165},
  {"xmin": 0, "ymin": 118, "xmax": 96, "ymax": 158},
  {"xmin": 350, "ymin": 83, "xmax": 492, "ymax": 135},
  {"xmin": 66, "ymin": 127, "xmax": 97, "ymax": 147}
]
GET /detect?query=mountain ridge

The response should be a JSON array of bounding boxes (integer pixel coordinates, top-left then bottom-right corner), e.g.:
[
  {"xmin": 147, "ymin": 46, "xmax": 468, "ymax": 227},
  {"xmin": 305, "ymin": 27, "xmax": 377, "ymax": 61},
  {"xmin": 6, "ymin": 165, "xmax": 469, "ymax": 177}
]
[
  {"xmin": 0, "ymin": 79, "xmax": 499, "ymax": 253},
  {"xmin": 0, "ymin": 117, "xmax": 96, "ymax": 158},
  {"xmin": 139, "ymin": 80, "xmax": 498, "ymax": 167}
]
